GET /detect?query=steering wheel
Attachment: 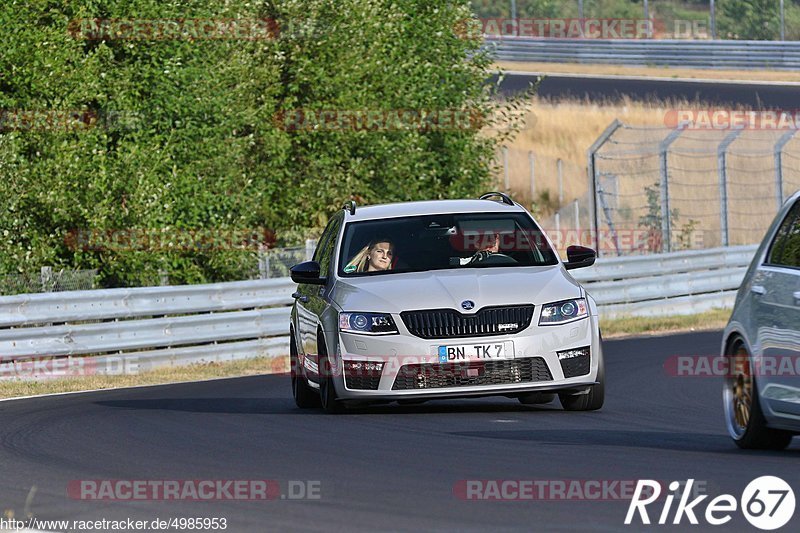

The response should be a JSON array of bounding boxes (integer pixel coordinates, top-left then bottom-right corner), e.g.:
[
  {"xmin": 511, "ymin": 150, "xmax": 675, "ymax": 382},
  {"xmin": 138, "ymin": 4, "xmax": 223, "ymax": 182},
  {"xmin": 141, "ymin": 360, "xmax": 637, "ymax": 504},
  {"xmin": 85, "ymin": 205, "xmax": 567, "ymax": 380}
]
[{"xmin": 469, "ymin": 252, "xmax": 517, "ymax": 266}]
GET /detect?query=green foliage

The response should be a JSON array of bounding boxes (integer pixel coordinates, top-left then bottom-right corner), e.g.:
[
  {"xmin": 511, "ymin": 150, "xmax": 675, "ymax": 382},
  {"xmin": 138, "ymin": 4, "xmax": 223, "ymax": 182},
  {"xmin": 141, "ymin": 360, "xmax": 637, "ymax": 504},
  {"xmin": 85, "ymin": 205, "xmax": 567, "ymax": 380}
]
[
  {"xmin": 0, "ymin": 0, "xmax": 507, "ymax": 286},
  {"xmin": 638, "ymin": 182, "xmax": 679, "ymax": 253},
  {"xmin": 718, "ymin": 0, "xmax": 782, "ymax": 39}
]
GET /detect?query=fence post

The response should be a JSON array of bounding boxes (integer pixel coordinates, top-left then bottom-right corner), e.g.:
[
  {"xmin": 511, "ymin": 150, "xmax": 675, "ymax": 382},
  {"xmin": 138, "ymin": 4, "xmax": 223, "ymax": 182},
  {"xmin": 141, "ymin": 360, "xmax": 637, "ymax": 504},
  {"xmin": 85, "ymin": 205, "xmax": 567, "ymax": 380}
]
[
  {"xmin": 587, "ymin": 119, "xmax": 623, "ymax": 258},
  {"xmin": 774, "ymin": 130, "xmax": 796, "ymax": 211},
  {"xmin": 40, "ymin": 266, "xmax": 53, "ymax": 292},
  {"xmin": 502, "ymin": 146, "xmax": 510, "ymax": 193},
  {"xmin": 305, "ymin": 239, "xmax": 316, "ymax": 261},
  {"xmin": 658, "ymin": 127, "xmax": 685, "ymax": 253},
  {"xmin": 574, "ymin": 199, "xmax": 580, "ymax": 234},
  {"xmin": 557, "ymin": 158, "xmax": 563, "ymax": 208},
  {"xmin": 710, "ymin": 0, "xmax": 716, "ymax": 39},
  {"xmin": 528, "ymin": 151, "xmax": 535, "ymax": 208},
  {"xmin": 717, "ymin": 129, "xmax": 743, "ymax": 247}
]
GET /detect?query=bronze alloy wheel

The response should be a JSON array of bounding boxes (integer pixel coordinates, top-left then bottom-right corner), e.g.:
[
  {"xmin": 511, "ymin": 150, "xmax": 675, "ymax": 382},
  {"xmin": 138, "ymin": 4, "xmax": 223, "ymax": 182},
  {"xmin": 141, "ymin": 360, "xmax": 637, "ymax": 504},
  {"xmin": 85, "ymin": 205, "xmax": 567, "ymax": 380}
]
[
  {"xmin": 731, "ymin": 344, "xmax": 752, "ymax": 432},
  {"xmin": 723, "ymin": 339, "xmax": 793, "ymax": 450}
]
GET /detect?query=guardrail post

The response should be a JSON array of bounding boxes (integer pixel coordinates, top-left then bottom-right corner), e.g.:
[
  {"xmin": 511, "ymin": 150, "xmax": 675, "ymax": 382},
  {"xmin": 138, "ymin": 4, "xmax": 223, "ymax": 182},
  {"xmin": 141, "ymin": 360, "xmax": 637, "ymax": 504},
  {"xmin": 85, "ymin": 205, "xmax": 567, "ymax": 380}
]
[
  {"xmin": 587, "ymin": 119, "xmax": 623, "ymax": 257},
  {"xmin": 717, "ymin": 129, "xmax": 743, "ymax": 247},
  {"xmin": 774, "ymin": 130, "xmax": 796, "ymax": 211},
  {"xmin": 659, "ymin": 127, "xmax": 685, "ymax": 253}
]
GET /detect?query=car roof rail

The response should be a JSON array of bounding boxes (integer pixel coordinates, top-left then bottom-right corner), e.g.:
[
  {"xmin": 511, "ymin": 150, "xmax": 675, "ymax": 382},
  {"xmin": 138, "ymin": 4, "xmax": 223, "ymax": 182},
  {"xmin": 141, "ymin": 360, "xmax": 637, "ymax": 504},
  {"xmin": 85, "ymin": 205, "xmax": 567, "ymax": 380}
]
[
  {"xmin": 479, "ymin": 191, "xmax": 515, "ymax": 206},
  {"xmin": 342, "ymin": 200, "xmax": 357, "ymax": 215}
]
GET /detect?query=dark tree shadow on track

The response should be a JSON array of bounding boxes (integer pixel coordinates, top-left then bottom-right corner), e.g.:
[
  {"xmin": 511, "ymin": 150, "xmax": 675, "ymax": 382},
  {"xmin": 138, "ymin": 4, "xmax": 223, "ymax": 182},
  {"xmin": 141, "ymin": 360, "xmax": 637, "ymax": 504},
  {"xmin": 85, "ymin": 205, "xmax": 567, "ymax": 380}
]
[
  {"xmin": 94, "ymin": 397, "xmax": 574, "ymax": 415},
  {"xmin": 449, "ymin": 429, "xmax": 800, "ymax": 455}
]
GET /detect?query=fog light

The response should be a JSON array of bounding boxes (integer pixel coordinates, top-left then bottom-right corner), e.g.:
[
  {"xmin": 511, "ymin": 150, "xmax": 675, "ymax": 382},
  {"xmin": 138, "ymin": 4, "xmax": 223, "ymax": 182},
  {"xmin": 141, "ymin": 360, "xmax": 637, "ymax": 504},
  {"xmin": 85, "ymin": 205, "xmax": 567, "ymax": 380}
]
[
  {"xmin": 343, "ymin": 361, "xmax": 384, "ymax": 372},
  {"xmin": 558, "ymin": 348, "xmax": 590, "ymax": 360}
]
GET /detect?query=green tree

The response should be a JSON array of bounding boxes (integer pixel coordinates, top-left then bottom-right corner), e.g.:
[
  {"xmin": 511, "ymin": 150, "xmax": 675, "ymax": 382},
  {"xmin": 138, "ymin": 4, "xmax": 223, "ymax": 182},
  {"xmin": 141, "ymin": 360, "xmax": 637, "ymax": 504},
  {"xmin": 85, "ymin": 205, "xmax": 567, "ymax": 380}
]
[{"xmin": 719, "ymin": 0, "xmax": 781, "ymax": 39}]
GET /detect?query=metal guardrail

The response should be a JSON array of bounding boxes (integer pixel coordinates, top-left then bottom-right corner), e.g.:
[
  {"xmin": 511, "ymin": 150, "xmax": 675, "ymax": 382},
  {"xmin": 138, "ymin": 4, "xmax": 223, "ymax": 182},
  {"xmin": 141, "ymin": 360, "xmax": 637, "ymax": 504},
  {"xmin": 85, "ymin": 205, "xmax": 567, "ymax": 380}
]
[
  {"xmin": 487, "ymin": 37, "xmax": 800, "ymax": 70},
  {"xmin": 573, "ymin": 245, "xmax": 758, "ymax": 318},
  {"xmin": 0, "ymin": 245, "xmax": 757, "ymax": 377},
  {"xmin": 0, "ymin": 279, "xmax": 295, "ymax": 374}
]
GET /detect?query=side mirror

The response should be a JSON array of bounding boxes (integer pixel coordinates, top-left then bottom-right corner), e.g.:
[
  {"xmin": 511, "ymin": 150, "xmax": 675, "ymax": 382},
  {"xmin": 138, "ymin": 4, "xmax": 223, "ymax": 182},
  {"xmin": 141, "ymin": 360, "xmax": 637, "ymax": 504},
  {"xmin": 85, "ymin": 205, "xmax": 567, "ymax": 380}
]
[
  {"xmin": 290, "ymin": 261, "xmax": 326, "ymax": 285},
  {"xmin": 564, "ymin": 245, "xmax": 596, "ymax": 270}
]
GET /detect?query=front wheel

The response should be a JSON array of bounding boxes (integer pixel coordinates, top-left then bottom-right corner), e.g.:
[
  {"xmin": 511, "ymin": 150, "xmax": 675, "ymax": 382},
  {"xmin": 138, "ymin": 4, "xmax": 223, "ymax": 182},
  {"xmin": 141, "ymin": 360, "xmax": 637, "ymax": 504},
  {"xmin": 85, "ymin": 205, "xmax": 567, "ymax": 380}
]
[
  {"xmin": 291, "ymin": 333, "xmax": 320, "ymax": 409},
  {"xmin": 318, "ymin": 338, "xmax": 345, "ymax": 414},
  {"xmin": 559, "ymin": 354, "xmax": 604, "ymax": 411},
  {"xmin": 723, "ymin": 341, "xmax": 793, "ymax": 450}
]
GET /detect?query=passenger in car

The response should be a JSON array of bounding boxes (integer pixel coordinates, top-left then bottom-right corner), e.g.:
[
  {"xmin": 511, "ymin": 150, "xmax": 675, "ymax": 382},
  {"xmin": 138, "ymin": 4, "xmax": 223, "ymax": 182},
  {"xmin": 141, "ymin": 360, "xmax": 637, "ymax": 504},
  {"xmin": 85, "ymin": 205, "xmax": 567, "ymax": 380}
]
[{"xmin": 345, "ymin": 238, "xmax": 395, "ymax": 272}]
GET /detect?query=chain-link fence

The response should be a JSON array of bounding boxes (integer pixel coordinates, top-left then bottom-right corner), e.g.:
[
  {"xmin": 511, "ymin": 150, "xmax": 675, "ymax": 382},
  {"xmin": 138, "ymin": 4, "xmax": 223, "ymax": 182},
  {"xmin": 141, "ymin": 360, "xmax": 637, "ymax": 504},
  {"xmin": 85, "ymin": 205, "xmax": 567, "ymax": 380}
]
[
  {"xmin": 256, "ymin": 241, "xmax": 315, "ymax": 279},
  {"xmin": 0, "ymin": 268, "xmax": 98, "ymax": 296},
  {"xmin": 588, "ymin": 121, "xmax": 800, "ymax": 256}
]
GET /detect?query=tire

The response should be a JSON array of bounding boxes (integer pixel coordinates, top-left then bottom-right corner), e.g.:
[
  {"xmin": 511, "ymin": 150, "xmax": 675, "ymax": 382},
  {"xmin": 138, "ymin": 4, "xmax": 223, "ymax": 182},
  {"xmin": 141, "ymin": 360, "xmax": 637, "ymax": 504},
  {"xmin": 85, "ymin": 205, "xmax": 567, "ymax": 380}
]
[
  {"xmin": 559, "ymin": 353, "xmax": 604, "ymax": 411},
  {"xmin": 518, "ymin": 392, "xmax": 556, "ymax": 405},
  {"xmin": 290, "ymin": 332, "xmax": 320, "ymax": 409},
  {"xmin": 724, "ymin": 340, "xmax": 793, "ymax": 450},
  {"xmin": 318, "ymin": 336, "xmax": 345, "ymax": 414}
]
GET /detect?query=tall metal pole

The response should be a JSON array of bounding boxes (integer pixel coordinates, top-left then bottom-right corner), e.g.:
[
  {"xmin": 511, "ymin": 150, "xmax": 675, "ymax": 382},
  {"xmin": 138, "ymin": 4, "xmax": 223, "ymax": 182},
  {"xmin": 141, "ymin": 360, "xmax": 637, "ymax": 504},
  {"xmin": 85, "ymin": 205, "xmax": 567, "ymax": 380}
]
[
  {"xmin": 510, "ymin": 0, "xmax": 517, "ymax": 36},
  {"xmin": 578, "ymin": 0, "xmax": 584, "ymax": 20},
  {"xmin": 710, "ymin": 0, "xmax": 716, "ymax": 39},
  {"xmin": 781, "ymin": 0, "xmax": 786, "ymax": 41},
  {"xmin": 587, "ymin": 120, "xmax": 623, "ymax": 257},
  {"xmin": 718, "ymin": 129, "xmax": 743, "ymax": 248},
  {"xmin": 659, "ymin": 127, "xmax": 685, "ymax": 253},
  {"xmin": 774, "ymin": 131, "xmax": 796, "ymax": 210},
  {"xmin": 644, "ymin": 0, "xmax": 650, "ymax": 38}
]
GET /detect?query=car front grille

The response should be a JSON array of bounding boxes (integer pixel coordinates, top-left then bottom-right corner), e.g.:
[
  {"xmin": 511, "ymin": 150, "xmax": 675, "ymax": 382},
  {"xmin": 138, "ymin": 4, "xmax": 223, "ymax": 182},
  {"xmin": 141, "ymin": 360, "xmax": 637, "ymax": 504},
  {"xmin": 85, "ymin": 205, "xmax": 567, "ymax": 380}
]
[
  {"xmin": 400, "ymin": 305, "xmax": 535, "ymax": 339},
  {"xmin": 392, "ymin": 357, "xmax": 552, "ymax": 390}
]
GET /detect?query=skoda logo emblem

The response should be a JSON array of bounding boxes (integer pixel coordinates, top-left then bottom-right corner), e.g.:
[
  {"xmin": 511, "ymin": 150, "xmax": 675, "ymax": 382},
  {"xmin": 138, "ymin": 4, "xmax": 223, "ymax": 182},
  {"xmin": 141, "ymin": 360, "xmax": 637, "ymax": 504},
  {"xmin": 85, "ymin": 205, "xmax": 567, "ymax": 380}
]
[{"xmin": 461, "ymin": 300, "xmax": 475, "ymax": 310}]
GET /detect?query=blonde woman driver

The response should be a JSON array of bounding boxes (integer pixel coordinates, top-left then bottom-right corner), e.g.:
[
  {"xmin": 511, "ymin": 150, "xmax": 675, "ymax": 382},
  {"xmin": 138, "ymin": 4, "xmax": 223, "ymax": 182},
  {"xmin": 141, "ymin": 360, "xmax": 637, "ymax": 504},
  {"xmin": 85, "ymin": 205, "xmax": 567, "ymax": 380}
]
[{"xmin": 344, "ymin": 238, "xmax": 394, "ymax": 273}]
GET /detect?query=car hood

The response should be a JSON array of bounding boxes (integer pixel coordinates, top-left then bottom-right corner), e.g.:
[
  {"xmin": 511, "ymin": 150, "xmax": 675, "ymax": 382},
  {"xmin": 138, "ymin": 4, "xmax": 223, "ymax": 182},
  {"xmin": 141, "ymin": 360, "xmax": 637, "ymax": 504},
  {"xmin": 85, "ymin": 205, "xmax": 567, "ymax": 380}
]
[{"xmin": 332, "ymin": 266, "xmax": 582, "ymax": 314}]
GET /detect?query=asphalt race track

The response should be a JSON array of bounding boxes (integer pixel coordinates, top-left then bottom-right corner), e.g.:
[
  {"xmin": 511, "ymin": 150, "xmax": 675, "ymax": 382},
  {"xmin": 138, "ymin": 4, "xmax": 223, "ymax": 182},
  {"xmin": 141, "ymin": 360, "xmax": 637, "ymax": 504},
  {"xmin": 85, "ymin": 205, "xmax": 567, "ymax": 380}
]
[
  {"xmin": 498, "ymin": 72, "xmax": 800, "ymax": 108},
  {"xmin": 0, "ymin": 330, "xmax": 798, "ymax": 532}
]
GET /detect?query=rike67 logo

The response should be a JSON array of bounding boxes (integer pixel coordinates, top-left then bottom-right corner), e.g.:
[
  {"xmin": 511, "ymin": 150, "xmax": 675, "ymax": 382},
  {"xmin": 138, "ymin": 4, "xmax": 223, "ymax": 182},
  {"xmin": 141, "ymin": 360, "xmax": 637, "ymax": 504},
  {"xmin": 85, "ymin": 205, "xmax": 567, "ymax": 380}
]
[{"xmin": 625, "ymin": 477, "xmax": 795, "ymax": 530}]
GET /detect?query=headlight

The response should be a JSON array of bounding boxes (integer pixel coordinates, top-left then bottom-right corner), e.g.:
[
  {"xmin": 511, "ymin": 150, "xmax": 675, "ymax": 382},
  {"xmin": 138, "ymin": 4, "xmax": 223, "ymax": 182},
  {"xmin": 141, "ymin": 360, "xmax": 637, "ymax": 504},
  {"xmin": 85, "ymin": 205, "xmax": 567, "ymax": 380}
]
[
  {"xmin": 538, "ymin": 298, "xmax": 588, "ymax": 325},
  {"xmin": 339, "ymin": 312, "xmax": 399, "ymax": 335}
]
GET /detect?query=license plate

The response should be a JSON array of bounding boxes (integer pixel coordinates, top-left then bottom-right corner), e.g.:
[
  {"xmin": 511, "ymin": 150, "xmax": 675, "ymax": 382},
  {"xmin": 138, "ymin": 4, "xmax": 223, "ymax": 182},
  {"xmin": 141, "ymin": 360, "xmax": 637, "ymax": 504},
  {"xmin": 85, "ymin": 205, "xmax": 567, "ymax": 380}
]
[{"xmin": 437, "ymin": 342, "xmax": 512, "ymax": 363}]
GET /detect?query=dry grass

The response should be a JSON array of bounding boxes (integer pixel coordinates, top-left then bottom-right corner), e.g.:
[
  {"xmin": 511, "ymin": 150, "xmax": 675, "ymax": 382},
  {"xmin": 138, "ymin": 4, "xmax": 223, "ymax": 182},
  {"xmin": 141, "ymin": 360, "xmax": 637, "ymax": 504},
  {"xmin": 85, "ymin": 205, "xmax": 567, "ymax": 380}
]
[
  {"xmin": 601, "ymin": 308, "xmax": 731, "ymax": 338},
  {"xmin": 496, "ymin": 96, "xmax": 674, "ymax": 211},
  {"xmin": 495, "ymin": 61, "xmax": 800, "ymax": 83},
  {"xmin": 0, "ymin": 356, "xmax": 289, "ymax": 400}
]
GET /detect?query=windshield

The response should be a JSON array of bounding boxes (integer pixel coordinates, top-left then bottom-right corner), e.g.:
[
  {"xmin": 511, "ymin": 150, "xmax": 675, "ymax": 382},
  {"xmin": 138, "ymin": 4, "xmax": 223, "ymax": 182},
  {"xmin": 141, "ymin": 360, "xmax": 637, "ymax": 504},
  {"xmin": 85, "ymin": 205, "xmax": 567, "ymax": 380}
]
[{"xmin": 338, "ymin": 212, "xmax": 559, "ymax": 276}]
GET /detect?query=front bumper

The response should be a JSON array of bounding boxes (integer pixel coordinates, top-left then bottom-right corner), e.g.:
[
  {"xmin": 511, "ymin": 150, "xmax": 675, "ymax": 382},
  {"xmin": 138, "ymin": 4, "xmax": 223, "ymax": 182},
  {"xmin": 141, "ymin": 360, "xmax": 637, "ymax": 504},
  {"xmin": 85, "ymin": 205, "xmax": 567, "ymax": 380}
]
[{"xmin": 325, "ymin": 314, "xmax": 601, "ymax": 401}]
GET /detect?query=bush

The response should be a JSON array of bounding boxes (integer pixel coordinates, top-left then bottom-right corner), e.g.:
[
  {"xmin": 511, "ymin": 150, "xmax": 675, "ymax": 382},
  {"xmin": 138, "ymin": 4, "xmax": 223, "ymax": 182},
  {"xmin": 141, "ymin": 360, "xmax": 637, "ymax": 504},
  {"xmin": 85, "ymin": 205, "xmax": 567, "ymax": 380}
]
[{"xmin": 0, "ymin": 0, "xmax": 506, "ymax": 286}]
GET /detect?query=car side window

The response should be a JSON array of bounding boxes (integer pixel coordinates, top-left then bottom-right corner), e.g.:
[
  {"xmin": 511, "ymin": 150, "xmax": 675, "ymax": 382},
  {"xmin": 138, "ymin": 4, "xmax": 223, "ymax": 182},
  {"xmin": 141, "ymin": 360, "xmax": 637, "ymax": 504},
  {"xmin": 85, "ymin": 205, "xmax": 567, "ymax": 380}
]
[
  {"xmin": 316, "ymin": 213, "xmax": 343, "ymax": 276},
  {"xmin": 767, "ymin": 200, "xmax": 800, "ymax": 269}
]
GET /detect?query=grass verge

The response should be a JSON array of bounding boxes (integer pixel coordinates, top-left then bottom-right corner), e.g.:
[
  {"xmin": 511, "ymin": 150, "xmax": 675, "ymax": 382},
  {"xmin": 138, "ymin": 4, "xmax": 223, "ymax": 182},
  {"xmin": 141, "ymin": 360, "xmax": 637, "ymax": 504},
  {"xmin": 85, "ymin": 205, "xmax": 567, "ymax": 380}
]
[
  {"xmin": 495, "ymin": 61, "xmax": 800, "ymax": 83},
  {"xmin": 0, "ymin": 356, "xmax": 289, "ymax": 400},
  {"xmin": 601, "ymin": 308, "xmax": 731, "ymax": 338}
]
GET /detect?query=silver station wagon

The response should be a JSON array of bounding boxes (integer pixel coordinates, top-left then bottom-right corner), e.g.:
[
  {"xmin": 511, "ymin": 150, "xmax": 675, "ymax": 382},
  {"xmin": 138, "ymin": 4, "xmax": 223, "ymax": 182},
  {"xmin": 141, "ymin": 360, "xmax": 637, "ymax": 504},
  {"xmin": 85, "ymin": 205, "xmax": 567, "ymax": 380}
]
[{"xmin": 289, "ymin": 193, "xmax": 604, "ymax": 413}]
